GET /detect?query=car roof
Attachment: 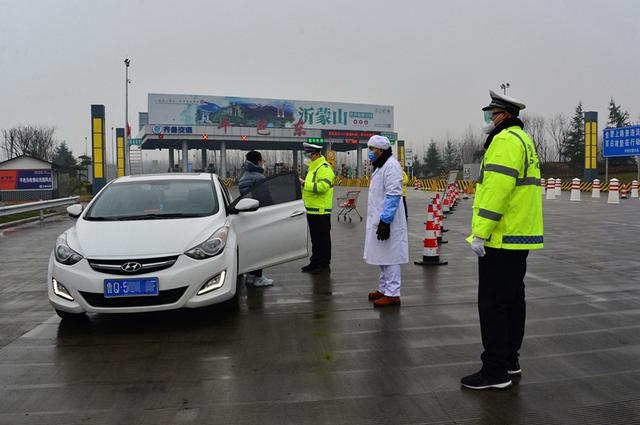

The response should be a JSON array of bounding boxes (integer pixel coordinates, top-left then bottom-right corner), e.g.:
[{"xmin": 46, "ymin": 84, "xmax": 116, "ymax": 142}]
[{"xmin": 111, "ymin": 173, "xmax": 218, "ymax": 184}]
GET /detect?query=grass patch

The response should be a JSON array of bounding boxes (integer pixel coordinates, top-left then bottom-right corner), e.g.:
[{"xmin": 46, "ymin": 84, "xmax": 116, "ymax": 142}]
[{"xmin": 0, "ymin": 209, "xmax": 58, "ymax": 224}]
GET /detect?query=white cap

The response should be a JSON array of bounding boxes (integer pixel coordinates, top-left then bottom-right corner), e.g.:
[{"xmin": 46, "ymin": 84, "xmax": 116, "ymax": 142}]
[
  {"xmin": 302, "ymin": 142, "xmax": 323, "ymax": 152},
  {"xmin": 482, "ymin": 90, "xmax": 526, "ymax": 115},
  {"xmin": 367, "ymin": 135, "xmax": 390, "ymax": 150}
]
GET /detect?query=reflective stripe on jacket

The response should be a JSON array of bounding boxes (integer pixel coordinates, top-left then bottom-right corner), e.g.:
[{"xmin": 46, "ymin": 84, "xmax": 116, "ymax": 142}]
[
  {"xmin": 467, "ymin": 126, "xmax": 544, "ymax": 250},
  {"xmin": 302, "ymin": 156, "xmax": 335, "ymax": 215}
]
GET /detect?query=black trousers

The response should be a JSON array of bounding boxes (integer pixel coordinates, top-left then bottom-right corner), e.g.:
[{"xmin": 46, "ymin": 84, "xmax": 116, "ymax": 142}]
[
  {"xmin": 307, "ymin": 214, "xmax": 331, "ymax": 267},
  {"xmin": 478, "ymin": 247, "xmax": 529, "ymax": 375},
  {"xmin": 402, "ymin": 196, "xmax": 408, "ymax": 220}
]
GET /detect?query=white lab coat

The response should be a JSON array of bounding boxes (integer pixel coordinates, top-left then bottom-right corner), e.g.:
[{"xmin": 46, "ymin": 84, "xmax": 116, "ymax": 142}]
[{"xmin": 363, "ymin": 155, "xmax": 409, "ymax": 265}]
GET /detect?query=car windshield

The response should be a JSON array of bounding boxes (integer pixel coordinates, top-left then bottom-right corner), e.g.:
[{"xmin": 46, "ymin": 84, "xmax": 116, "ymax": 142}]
[{"xmin": 85, "ymin": 179, "xmax": 219, "ymax": 221}]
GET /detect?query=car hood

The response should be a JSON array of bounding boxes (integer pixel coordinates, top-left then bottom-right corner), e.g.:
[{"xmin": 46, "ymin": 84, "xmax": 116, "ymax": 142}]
[{"xmin": 67, "ymin": 215, "xmax": 226, "ymax": 258}]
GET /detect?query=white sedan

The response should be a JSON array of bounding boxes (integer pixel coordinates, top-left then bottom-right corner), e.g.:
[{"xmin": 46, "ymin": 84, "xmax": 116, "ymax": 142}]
[{"xmin": 48, "ymin": 173, "xmax": 308, "ymax": 319}]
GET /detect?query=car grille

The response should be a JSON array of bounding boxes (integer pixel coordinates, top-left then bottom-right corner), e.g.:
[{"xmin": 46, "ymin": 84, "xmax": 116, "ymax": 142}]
[
  {"xmin": 87, "ymin": 255, "xmax": 179, "ymax": 275},
  {"xmin": 79, "ymin": 287, "xmax": 188, "ymax": 308}
]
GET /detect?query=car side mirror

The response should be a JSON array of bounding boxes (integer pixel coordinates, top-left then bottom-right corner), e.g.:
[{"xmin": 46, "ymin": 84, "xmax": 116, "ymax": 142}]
[
  {"xmin": 67, "ymin": 204, "xmax": 83, "ymax": 218},
  {"xmin": 230, "ymin": 198, "xmax": 259, "ymax": 214}
]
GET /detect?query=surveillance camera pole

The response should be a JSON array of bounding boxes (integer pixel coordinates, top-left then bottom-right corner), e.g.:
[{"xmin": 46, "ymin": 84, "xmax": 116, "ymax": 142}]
[{"xmin": 500, "ymin": 82, "xmax": 510, "ymax": 95}]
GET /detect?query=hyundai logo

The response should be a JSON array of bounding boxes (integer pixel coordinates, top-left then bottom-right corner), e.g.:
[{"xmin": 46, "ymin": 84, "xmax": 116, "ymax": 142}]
[{"xmin": 121, "ymin": 262, "xmax": 142, "ymax": 273}]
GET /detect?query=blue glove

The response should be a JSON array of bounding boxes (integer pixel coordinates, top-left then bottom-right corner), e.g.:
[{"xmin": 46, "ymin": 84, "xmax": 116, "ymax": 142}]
[{"xmin": 380, "ymin": 194, "xmax": 401, "ymax": 224}]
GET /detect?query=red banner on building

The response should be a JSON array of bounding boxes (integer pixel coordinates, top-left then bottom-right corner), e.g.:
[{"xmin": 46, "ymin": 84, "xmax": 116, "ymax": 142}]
[{"xmin": 0, "ymin": 170, "xmax": 17, "ymax": 190}]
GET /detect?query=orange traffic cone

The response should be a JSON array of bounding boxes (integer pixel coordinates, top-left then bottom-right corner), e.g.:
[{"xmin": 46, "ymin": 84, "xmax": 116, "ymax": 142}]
[
  {"xmin": 620, "ymin": 184, "xmax": 628, "ymax": 199},
  {"xmin": 443, "ymin": 197, "xmax": 451, "ymax": 215},
  {"xmin": 415, "ymin": 204, "xmax": 448, "ymax": 266},
  {"xmin": 433, "ymin": 198, "xmax": 448, "ymax": 243}
]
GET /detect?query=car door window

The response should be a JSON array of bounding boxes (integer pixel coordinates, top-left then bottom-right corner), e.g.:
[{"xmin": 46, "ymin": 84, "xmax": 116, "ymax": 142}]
[
  {"xmin": 218, "ymin": 177, "xmax": 232, "ymax": 207},
  {"xmin": 234, "ymin": 172, "xmax": 301, "ymax": 208}
]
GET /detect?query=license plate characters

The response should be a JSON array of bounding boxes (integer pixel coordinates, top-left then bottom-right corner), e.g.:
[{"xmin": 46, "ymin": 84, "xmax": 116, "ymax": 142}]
[{"xmin": 104, "ymin": 278, "xmax": 159, "ymax": 297}]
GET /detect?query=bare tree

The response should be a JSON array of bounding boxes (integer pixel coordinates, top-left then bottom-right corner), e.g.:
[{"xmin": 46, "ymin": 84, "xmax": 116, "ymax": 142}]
[
  {"xmin": 1, "ymin": 125, "xmax": 57, "ymax": 162},
  {"xmin": 458, "ymin": 126, "xmax": 484, "ymax": 164},
  {"xmin": 521, "ymin": 114, "xmax": 548, "ymax": 164},
  {"xmin": 547, "ymin": 113, "xmax": 569, "ymax": 162}
]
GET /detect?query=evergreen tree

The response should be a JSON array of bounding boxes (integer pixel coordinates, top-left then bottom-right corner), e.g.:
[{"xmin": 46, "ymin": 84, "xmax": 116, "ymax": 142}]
[
  {"xmin": 443, "ymin": 140, "xmax": 461, "ymax": 171},
  {"xmin": 561, "ymin": 102, "xmax": 584, "ymax": 171},
  {"xmin": 607, "ymin": 98, "xmax": 630, "ymax": 128},
  {"xmin": 423, "ymin": 140, "xmax": 443, "ymax": 177},
  {"xmin": 53, "ymin": 142, "xmax": 78, "ymax": 174},
  {"xmin": 607, "ymin": 98, "xmax": 633, "ymax": 166}
]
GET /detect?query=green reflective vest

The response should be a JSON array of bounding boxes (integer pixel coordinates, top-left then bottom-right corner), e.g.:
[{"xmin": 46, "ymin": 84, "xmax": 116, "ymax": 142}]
[
  {"xmin": 302, "ymin": 156, "xmax": 335, "ymax": 215},
  {"xmin": 467, "ymin": 125, "xmax": 544, "ymax": 250}
]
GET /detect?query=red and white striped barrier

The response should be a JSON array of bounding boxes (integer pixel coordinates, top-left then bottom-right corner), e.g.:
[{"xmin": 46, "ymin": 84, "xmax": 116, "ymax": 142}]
[
  {"xmin": 546, "ymin": 178, "xmax": 556, "ymax": 200},
  {"xmin": 555, "ymin": 178, "xmax": 562, "ymax": 197},
  {"xmin": 592, "ymin": 179, "xmax": 600, "ymax": 198},
  {"xmin": 570, "ymin": 178, "xmax": 581, "ymax": 202},
  {"xmin": 621, "ymin": 184, "xmax": 628, "ymax": 199},
  {"xmin": 414, "ymin": 203, "xmax": 448, "ymax": 266},
  {"xmin": 632, "ymin": 180, "xmax": 639, "ymax": 198},
  {"xmin": 541, "ymin": 178, "xmax": 546, "ymax": 196},
  {"xmin": 608, "ymin": 178, "xmax": 620, "ymax": 204}
]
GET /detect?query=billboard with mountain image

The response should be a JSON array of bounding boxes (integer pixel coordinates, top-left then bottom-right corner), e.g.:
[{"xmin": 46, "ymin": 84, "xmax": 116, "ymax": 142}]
[{"xmin": 149, "ymin": 94, "xmax": 393, "ymax": 132}]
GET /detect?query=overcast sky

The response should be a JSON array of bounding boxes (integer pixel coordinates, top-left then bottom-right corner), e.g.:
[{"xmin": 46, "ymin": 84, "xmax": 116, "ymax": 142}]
[{"xmin": 1, "ymin": 0, "xmax": 639, "ymax": 159}]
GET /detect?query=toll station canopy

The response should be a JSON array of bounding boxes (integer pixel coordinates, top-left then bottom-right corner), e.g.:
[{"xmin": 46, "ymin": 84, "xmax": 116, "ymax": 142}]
[{"xmin": 136, "ymin": 93, "xmax": 397, "ymax": 178}]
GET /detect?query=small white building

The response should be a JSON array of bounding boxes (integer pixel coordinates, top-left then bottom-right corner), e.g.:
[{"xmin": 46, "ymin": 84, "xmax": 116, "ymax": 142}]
[{"xmin": 0, "ymin": 155, "xmax": 56, "ymax": 202}]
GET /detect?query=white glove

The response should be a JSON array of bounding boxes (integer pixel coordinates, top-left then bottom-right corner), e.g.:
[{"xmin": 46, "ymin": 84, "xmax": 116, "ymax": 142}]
[{"xmin": 470, "ymin": 237, "xmax": 486, "ymax": 257}]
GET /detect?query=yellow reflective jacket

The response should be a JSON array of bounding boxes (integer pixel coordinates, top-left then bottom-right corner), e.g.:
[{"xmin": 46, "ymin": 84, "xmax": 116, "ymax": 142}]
[
  {"xmin": 302, "ymin": 156, "xmax": 335, "ymax": 215},
  {"xmin": 467, "ymin": 125, "xmax": 544, "ymax": 250},
  {"xmin": 402, "ymin": 170, "xmax": 408, "ymax": 196}
]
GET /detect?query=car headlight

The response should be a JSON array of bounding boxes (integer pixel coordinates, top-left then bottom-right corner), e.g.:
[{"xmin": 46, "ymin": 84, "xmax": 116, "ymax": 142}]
[
  {"xmin": 185, "ymin": 226, "xmax": 228, "ymax": 260},
  {"xmin": 54, "ymin": 233, "xmax": 83, "ymax": 265},
  {"xmin": 52, "ymin": 278, "xmax": 74, "ymax": 301},
  {"xmin": 197, "ymin": 270, "xmax": 226, "ymax": 295}
]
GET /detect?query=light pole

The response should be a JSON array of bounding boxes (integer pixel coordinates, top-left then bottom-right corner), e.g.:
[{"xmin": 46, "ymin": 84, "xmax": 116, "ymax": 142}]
[
  {"xmin": 84, "ymin": 136, "xmax": 89, "ymax": 182},
  {"xmin": 111, "ymin": 126, "xmax": 115, "ymax": 180},
  {"xmin": 124, "ymin": 58, "xmax": 131, "ymax": 175},
  {"xmin": 499, "ymin": 82, "xmax": 510, "ymax": 95}
]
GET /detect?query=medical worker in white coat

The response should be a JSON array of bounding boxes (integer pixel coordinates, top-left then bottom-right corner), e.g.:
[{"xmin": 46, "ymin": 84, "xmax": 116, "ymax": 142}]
[{"xmin": 364, "ymin": 135, "xmax": 409, "ymax": 307}]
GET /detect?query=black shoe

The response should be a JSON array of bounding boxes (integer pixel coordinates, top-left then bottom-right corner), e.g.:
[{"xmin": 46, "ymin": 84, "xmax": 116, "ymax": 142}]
[
  {"xmin": 301, "ymin": 264, "xmax": 315, "ymax": 273},
  {"xmin": 461, "ymin": 370, "xmax": 512, "ymax": 390},
  {"xmin": 507, "ymin": 360, "xmax": 521, "ymax": 376},
  {"xmin": 310, "ymin": 266, "xmax": 331, "ymax": 275}
]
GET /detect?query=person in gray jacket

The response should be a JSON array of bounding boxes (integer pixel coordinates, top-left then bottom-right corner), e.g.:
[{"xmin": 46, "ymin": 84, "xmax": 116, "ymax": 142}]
[{"xmin": 238, "ymin": 151, "xmax": 273, "ymax": 287}]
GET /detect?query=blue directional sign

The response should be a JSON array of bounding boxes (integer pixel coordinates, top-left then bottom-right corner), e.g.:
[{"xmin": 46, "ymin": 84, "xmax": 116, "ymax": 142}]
[{"xmin": 603, "ymin": 125, "xmax": 640, "ymax": 157}]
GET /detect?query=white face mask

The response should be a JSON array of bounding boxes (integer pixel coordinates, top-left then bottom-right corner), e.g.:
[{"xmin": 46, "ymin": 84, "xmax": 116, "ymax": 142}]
[
  {"xmin": 482, "ymin": 110, "xmax": 495, "ymax": 134},
  {"xmin": 482, "ymin": 121, "xmax": 496, "ymax": 134},
  {"xmin": 303, "ymin": 157, "xmax": 312, "ymax": 166}
]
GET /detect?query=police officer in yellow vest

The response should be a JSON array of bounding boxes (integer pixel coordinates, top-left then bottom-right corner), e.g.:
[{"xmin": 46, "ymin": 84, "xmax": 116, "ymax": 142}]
[
  {"xmin": 299, "ymin": 142, "xmax": 335, "ymax": 274},
  {"xmin": 461, "ymin": 91, "xmax": 544, "ymax": 390}
]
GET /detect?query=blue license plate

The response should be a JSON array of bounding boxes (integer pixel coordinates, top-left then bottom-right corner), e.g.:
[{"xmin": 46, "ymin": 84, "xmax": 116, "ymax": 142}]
[{"xmin": 104, "ymin": 278, "xmax": 159, "ymax": 297}]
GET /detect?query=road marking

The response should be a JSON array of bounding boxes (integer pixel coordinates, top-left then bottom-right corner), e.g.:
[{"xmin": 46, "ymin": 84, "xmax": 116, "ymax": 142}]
[
  {"xmin": 603, "ymin": 221, "xmax": 640, "ymax": 229},
  {"xmin": 527, "ymin": 272, "xmax": 587, "ymax": 295}
]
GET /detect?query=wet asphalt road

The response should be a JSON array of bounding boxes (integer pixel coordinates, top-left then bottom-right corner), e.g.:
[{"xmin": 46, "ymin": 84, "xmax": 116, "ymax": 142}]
[{"xmin": 1, "ymin": 189, "xmax": 640, "ymax": 424}]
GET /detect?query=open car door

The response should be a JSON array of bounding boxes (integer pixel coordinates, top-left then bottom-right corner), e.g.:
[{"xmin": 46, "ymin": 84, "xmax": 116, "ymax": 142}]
[{"xmin": 228, "ymin": 173, "xmax": 308, "ymax": 274}]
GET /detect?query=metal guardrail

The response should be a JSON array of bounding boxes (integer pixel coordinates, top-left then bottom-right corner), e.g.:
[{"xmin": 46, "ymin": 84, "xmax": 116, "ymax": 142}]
[{"xmin": 0, "ymin": 196, "xmax": 80, "ymax": 220}]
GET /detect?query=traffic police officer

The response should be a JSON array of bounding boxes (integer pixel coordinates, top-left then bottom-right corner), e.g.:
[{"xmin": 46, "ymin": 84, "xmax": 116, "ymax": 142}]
[
  {"xmin": 461, "ymin": 90, "xmax": 544, "ymax": 390},
  {"xmin": 300, "ymin": 142, "xmax": 335, "ymax": 274}
]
